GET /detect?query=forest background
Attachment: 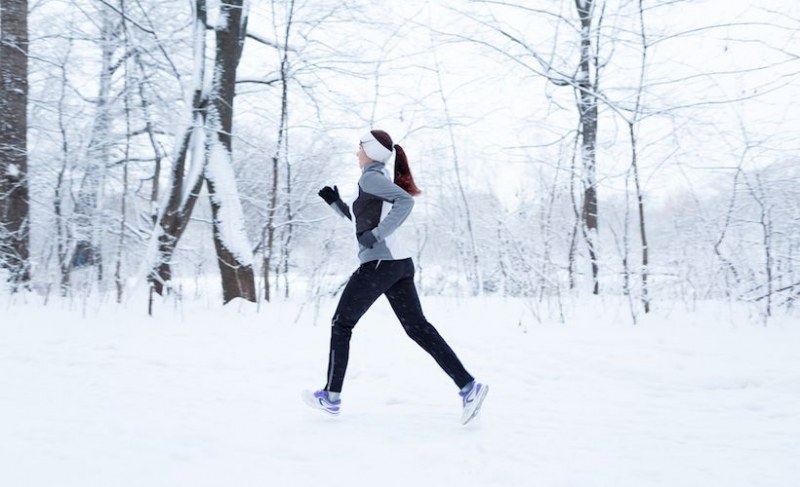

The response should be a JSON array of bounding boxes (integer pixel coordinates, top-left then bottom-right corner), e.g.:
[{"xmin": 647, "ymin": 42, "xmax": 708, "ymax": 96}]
[{"xmin": 0, "ymin": 0, "xmax": 798, "ymax": 323}]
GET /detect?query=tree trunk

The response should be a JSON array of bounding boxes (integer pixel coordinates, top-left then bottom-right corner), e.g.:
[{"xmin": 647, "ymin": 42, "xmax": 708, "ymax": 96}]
[
  {"xmin": 55, "ymin": 58, "xmax": 72, "ymax": 296},
  {"xmin": 262, "ymin": 0, "xmax": 295, "ymax": 302},
  {"xmin": 632, "ymin": 0, "xmax": 650, "ymax": 313},
  {"xmin": 147, "ymin": 0, "xmax": 255, "ymax": 304},
  {"xmin": 262, "ymin": 148, "xmax": 279, "ymax": 301},
  {"xmin": 150, "ymin": 108, "xmax": 205, "ymax": 295},
  {"xmin": 629, "ymin": 122, "xmax": 650, "ymax": 313},
  {"xmin": 72, "ymin": 8, "xmax": 117, "ymax": 280},
  {"xmin": 575, "ymin": 0, "xmax": 600, "ymax": 295},
  {"xmin": 205, "ymin": 0, "xmax": 256, "ymax": 303},
  {"xmin": 279, "ymin": 0, "xmax": 296, "ymax": 300},
  {"xmin": 148, "ymin": 0, "xmax": 208, "ymax": 296},
  {"xmin": 0, "ymin": 0, "xmax": 31, "ymax": 289},
  {"xmin": 134, "ymin": 54, "xmax": 163, "ymax": 226},
  {"xmin": 116, "ymin": 0, "xmax": 133, "ymax": 303}
]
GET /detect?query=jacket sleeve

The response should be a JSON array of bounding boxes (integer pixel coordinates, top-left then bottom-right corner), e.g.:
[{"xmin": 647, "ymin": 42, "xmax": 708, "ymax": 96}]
[
  {"xmin": 329, "ymin": 200, "xmax": 352, "ymax": 221},
  {"xmin": 359, "ymin": 171, "xmax": 414, "ymax": 241}
]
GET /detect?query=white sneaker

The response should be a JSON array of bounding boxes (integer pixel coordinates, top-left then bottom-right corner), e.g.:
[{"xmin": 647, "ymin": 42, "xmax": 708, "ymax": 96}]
[
  {"xmin": 302, "ymin": 389, "xmax": 341, "ymax": 415},
  {"xmin": 459, "ymin": 381, "xmax": 488, "ymax": 425}
]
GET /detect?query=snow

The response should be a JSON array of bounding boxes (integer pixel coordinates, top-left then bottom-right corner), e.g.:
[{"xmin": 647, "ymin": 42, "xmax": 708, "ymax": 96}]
[
  {"xmin": 192, "ymin": 17, "xmax": 206, "ymax": 89},
  {"xmin": 181, "ymin": 113, "xmax": 206, "ymax": 206},
  {"xmin": 214, "ymin": 8, "xmax": 230, "ymax": 32},
  {"xmin": 203, "ymin": 134, "xmax": 254, "ymax": 267},
  {"xmin": 6, "ymin": 163, "xmax": 21, "ymax": 178},
  {"xmin": 1, "ymin": 294, "xmax": 799, "ymax": 487}
]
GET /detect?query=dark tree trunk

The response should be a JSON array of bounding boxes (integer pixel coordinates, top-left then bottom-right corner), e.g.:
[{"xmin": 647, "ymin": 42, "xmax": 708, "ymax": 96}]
[
  {"xmin": 149, "ymin": 105, "xmax": 206, "ymax": 296},
  {"xmin": 205, "ymin": 0, "xmax": 256, "ymax": 303},
  {"xmin": 148, "ymin": 0, "xmax": 207, "ymax": 296},
  {"xmin": 148, "ymin": 0, "xmax": 255, "ymax": 304},
  {"xmin": 0, "ymin": 0, "xmax": 31, "ymax": 289}
]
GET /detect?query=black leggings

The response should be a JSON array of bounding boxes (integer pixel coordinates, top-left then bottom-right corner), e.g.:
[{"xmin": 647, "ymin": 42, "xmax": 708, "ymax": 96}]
[{"xmin": 324, "ymin": 258, "xmax": 474, "ymax": 393}]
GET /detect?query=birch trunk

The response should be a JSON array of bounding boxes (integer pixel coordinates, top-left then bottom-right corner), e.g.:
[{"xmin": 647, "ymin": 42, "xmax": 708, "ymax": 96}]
[
  {"xmin": 632, "ymin": 0, "xmax": 650, "ymax": 313},
  {"xmin": 575, "ymin": 0, "xmax": 600, "ymax": 295}
]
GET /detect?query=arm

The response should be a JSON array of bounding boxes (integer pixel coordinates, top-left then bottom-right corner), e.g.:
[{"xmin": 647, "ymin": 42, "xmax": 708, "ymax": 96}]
[
  {"xmin": 318, "ymin": 185, "xmax": 352, "ymax": 221},
  {"xmin": 359, "ymin": 171, "xmax": 414, "ymax": 242}
]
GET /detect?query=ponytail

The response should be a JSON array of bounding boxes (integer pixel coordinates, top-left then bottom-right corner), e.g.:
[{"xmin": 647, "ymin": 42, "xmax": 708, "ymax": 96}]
[
  {"xmin": 368, "ymin": 129, "xmax": 421, "ymax": 197},
  {"xmin": 393, "ymin": 144, "xmax": 421, "ymax": 196}
]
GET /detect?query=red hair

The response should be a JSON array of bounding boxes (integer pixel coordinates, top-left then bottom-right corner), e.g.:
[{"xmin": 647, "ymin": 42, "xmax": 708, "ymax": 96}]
[{"xmin": 370, "ymin": 130, "xmax": 421, "ymax": 196}]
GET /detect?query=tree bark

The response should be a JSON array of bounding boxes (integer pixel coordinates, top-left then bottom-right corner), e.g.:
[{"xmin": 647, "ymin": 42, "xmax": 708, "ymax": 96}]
[
  {"xmin": 148, "ymin": 0, "xmax": 208, "ymax": 296},
  {"xmin": 147, "ymin": 0, "xmax": 256, "ymax": 304},
  {"xmin": 0, "ymin": 0, "xmax": 31, "ymax": 288},
  {"xmin": 575, "ymin": 0, "xmax": 600, "ymax": 295},
  {"xmin": 262, "ymin": 0, "xmax": 294, "ymax": 302},
  {"xmin": 632, "ymin": 0, "xmax": 650, "ymax": 313},
  {"xmin": 205, "ymin": 0, "xmax": 256, "ymax": 303}
]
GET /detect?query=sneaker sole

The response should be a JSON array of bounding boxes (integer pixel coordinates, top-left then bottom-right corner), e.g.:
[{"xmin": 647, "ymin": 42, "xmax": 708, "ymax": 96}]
[
  {"xmin": 461, "ymin": 384, "xmax": 489, "ymax": 425},
  {"xmin": 301, "ymin": 390, "xmax": 340, "ymax": 415}
]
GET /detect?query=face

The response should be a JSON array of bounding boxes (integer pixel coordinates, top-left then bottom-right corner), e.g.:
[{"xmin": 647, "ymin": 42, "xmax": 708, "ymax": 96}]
[{"xmin": 357, "ymin": 142, "xmax": 371, "ymax": 168}]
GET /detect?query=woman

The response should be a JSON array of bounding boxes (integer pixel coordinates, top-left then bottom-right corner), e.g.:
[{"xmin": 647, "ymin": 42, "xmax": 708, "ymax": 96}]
[{"xmin": 303, "ymin": 129, "xmax": 488, "ymax": 425}]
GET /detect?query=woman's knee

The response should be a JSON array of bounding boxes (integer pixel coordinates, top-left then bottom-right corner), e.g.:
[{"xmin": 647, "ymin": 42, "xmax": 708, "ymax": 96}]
[{"xmin": 402, "ymin": 320, "xmax": 434, "ymax": 341}]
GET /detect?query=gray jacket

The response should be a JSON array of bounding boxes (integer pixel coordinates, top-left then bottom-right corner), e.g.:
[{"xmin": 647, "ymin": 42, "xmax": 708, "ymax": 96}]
[{"xmin": 328, "ymin": 161, "xmax": 414, "ymax": 263}]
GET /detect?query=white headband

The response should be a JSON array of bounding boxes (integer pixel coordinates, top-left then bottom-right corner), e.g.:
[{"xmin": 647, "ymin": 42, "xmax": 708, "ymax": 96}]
[{"xmin": 360, "ymin": 131, "xmax": 394, "ymax": 163}]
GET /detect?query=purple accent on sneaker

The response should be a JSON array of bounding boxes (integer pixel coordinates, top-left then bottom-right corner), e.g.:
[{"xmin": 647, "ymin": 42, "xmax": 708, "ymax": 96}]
[
  {"xmin": 459, "ymin": 380, "xmax": 488, "ymax": 424},
  {"xmin": 459, "ymin": 381, "xmax": 482, "ymax": 406},
  {"xmin": 311, "ymin": 389, "xmax": 341, "ymax": 414}
]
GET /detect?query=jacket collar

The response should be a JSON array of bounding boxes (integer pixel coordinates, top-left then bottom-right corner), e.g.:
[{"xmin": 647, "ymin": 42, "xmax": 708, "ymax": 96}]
[{"xmin": 362, "ymin": 161, "xmax": 385, "ymax": 173}]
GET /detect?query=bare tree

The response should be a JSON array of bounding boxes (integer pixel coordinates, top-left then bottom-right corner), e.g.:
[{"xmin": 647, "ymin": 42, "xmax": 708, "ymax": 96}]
[
  {"xmin": 427, "ymin": 7, "xmax": 482, "ymax": 296},
  {"xmin": 148, "ymin": 0, "xmax": 209, "ymax": 298},
  {"xmin": 71, "ymin": 6, "xmax": 119, "ymax": 280},
  {"xmin": 145, "ymin": 0, "xmax": 256, "ymax": 304},
  {"xmin": 203, "ymin": 0, "xmax": 256, "ymax": 303},
  {"xmin": 626, "ymin": 0, "xmax": 650, "ymax": 312},
  {"xmin": 0, "ymin": 0, "xmax": 31, "ymax": 289},
  {"xmin": 573, "ymin": 0, "xmax": 601, "ymax": 295},
  {"xmin": 53, "ymin": 41, "xmax": 74, "ymax": 296},
  {"xmin": 114, "ymin": 0, "xmax": 134, "ymax": 303},
  {"xmin": 262, "ymin": 0, "xmax": 296, "ymax": 302},
  {"xmin": 447, "ymin": 0, "xmax": 607, "ymax": 295}
]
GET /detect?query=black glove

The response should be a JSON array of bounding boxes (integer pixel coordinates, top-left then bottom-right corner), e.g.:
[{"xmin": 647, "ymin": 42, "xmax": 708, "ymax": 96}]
[
  {"xmin": 357, "ymin": 230, "xmax": 378, "ymax": 249},
  {"xmin": 319, "ymin": 185, "xmax": 353, "ymax": 220},
  {"xmin": 318, "ymin": 185, "xmax": 340, "ymax": 205}
]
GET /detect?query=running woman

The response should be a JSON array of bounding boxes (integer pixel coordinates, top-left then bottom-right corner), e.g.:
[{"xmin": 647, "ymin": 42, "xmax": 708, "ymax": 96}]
[{"xmin": 303, "ymin": 129, "xmax": 488, "ymax": 424}]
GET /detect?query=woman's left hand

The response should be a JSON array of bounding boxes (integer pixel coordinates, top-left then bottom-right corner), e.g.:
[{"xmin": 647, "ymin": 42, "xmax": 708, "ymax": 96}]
[{"xmin": 357, "ymin": 230, "xmax": 377, "ymax": 249}]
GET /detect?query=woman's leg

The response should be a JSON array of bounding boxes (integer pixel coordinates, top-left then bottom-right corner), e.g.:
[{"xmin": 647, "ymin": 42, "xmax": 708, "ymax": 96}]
[
  {"xmin": 384, "ymin": 260, "xmax": 474, "ymax": 389},
  {"xmin": 324, "ymin": 261, "xmax": 403, "ymax": 393}
]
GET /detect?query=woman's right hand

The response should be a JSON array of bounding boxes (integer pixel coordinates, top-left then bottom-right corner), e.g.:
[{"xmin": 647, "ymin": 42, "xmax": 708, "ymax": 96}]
[{"xmin": 318, "ymin": 185, "xmax": 339, "ymax": 204}]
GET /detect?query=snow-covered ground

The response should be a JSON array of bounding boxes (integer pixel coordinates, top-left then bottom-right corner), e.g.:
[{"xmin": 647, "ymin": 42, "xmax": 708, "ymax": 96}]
[{"xmin": 1, "ymin": 294, "xmax": 799, "ymax": 487}]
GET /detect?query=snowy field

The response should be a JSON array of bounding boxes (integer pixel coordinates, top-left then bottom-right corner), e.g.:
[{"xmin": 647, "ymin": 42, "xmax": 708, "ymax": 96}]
[{"xmin": 1, "ymin": 293, "xmax": 799, "ymax": 487}]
